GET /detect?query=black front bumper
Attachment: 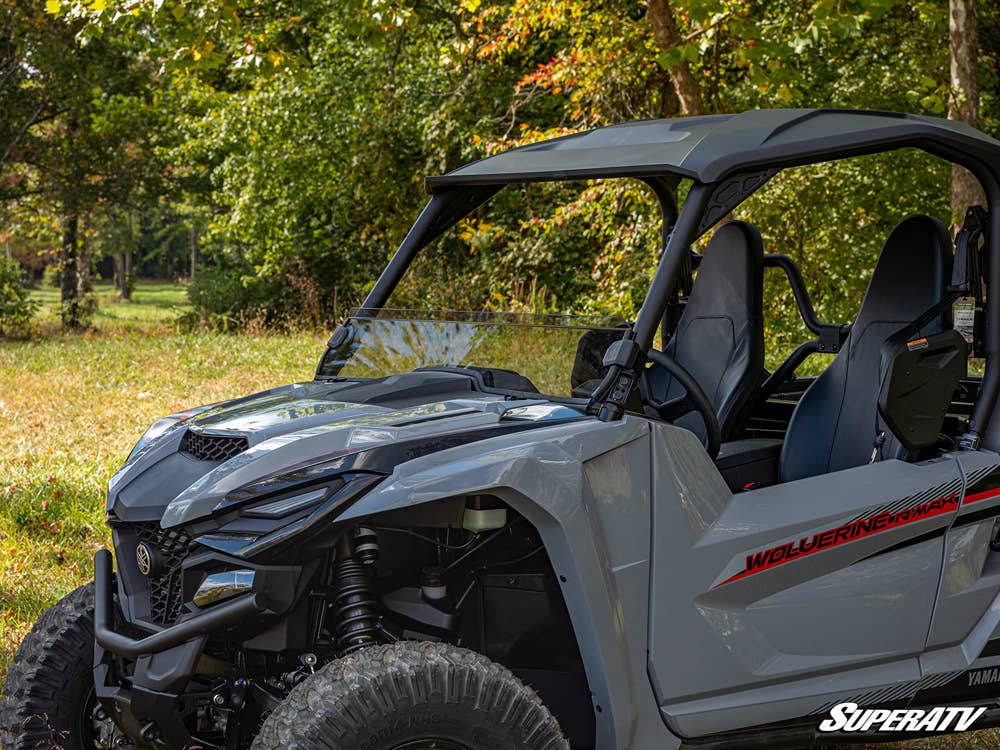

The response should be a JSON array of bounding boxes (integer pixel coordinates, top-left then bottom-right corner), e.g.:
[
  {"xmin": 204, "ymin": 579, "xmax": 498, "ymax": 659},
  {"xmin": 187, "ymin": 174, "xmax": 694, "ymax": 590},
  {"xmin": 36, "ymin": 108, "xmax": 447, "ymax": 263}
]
[
  {"xmin": 94, "ymin": 549, "xmax": 267, "ymax": 657},
  {"xmin": 92, "ymin": 549, "xmax": 268, "ymax": 748}
]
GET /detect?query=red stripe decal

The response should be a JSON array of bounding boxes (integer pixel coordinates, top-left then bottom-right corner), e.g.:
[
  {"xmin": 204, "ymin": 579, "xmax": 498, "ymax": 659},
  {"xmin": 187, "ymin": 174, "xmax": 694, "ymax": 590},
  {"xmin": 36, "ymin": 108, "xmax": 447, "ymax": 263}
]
[
  {"xmin": 963, "ymin": 487, "xmax": 1000, "ymax": 505},
  {"xmin": 714, "ymin": 491, "xmax": 961, "ymax": 589}
]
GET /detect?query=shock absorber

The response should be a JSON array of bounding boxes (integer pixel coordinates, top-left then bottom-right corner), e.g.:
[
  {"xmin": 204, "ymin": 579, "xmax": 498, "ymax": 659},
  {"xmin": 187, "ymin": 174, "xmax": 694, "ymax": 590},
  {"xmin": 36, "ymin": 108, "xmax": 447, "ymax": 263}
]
[
  {"xmin": 353, "ymin": 526, "xmax": 380, "ymax": 565},
  {"xmin": 330, "ymin": 527, "xmax": 380, "ymax": 655}
]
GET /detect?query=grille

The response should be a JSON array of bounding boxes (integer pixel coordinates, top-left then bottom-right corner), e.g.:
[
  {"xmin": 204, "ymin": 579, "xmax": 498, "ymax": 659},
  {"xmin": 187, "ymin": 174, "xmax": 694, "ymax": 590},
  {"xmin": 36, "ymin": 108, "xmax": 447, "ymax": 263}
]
[
  {"xmin": 133, "ymin": 522, "xmax": 193, "ymax": 625},
  {"xmin": 179, "ymin": 430, "xmax": 248, "ymax": 462}
]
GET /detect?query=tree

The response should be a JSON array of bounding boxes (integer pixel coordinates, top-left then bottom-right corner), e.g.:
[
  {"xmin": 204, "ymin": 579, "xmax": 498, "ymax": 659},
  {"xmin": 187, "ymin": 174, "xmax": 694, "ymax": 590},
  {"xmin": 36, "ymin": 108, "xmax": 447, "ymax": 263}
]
[
  {"xmin": 647, "ymin": 0, "xmax": 705, "ymax": 115},
  {"xmin": 21, "ymin": 26, "xmax": 165, "ymax": 324},
  {"xmin": 0, "ymin": 3, "xmax": 56, "ymax": 179},
  {"xmin": 949, "ymin": 0, "xmax": 985, "ymax": 221}
]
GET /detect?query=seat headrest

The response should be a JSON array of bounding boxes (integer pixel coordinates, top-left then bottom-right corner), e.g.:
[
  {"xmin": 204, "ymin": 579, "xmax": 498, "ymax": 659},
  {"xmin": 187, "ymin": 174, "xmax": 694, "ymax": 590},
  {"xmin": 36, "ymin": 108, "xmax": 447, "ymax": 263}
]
[
  {"xmin": 686, "ymin": 220, "xmax": 764, "ymax": 323},
  {"xmin": 853, "ymin": 215, "xmax": 952, "ymax": 335}
]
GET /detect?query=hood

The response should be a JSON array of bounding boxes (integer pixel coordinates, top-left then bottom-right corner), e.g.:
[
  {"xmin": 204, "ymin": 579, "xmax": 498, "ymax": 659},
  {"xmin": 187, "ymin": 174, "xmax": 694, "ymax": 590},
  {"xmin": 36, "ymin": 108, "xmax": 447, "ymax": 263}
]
[{"xmin": 106, "ymin": 371, "xmax": 586, "ymax": 528}]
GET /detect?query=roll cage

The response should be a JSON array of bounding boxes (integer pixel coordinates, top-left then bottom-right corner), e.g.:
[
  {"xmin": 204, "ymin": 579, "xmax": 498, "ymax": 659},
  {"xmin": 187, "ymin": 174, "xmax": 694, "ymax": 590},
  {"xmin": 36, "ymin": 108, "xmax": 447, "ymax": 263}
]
[{"xmin": 325, "ymin": 109, "xmax": 1000, "ymax": 452}]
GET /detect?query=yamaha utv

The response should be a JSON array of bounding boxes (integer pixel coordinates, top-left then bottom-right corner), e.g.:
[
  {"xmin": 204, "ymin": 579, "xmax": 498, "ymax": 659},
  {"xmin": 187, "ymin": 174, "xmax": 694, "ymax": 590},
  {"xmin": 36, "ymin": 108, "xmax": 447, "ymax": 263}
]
[{"xmin": 5, "ymin": 109, "xmax": 1000, "ymax": 750}]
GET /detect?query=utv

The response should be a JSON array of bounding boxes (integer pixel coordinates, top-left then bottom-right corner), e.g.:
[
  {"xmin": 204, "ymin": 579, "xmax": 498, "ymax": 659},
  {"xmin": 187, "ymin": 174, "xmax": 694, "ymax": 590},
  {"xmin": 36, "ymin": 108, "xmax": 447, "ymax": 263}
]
[{"xmin": 4, "ymin": 109, "xmax": 1000, "ymax": 750}]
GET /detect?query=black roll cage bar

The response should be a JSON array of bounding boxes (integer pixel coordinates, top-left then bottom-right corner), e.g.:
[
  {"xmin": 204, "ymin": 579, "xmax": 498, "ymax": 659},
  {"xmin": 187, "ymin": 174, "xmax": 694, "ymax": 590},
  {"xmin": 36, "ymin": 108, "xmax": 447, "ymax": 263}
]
[
  {"xmin": 757, "ymin": 255, "xmax": 851, "ymax": 402},
  {"xmin": 686, "ymin": 252, "xmax": 850, "ymax": 405},
  {"xmin": 331, "ymin": 139, "xmax": 1000, "ymax": 454}
]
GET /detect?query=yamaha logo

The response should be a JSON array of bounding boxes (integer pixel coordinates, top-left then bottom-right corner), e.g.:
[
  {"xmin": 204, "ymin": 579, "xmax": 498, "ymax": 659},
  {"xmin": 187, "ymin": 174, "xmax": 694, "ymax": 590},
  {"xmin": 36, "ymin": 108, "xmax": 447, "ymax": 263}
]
[{"xmin": 136, "ymin": 543, "xmax": 155, "ymax": 577}]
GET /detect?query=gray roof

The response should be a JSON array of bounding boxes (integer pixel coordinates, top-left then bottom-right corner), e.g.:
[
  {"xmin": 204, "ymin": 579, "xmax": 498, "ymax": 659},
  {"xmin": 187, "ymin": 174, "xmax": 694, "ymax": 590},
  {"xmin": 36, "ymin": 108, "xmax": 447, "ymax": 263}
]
[{"xmin": 425, "ymin": 109, "xmax": 1000, "ymax": 191}]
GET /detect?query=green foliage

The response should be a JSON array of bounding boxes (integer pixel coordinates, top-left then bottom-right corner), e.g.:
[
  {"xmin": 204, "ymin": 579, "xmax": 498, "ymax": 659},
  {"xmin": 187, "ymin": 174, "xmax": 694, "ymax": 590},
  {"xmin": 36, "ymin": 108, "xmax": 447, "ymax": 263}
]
[
  {"xmin": 738, "ymin": 150, "xmax": 951, "ymax": 369},
  {"xmin": 186, "ymin": 263, "xmax": 292, "ymax": 330},
  {"xmin": 0, "ymin": 257, "xmax": 39, "ymax": 335},
  {"xmin": 0, "ymin": 0, "xmax": 185, "ymax": 328},
  {"xmin": 41, "ymin": 265, "xmax": 61, "ymax": 289},
  {"xmin": 3, "ymin": 0, "xmax": 999, "ymax": 349}
]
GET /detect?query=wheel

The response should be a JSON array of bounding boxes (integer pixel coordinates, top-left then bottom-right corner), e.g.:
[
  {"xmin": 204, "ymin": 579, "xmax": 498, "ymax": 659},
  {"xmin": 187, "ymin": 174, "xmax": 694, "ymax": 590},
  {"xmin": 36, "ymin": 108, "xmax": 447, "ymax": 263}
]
[
  {"xmin": 252, "ymin": 642, "xmax": 570, "ymax": 750},
  {"xmin": 1, "ymin": 584, "xmax": 111, "ymax": 750}
]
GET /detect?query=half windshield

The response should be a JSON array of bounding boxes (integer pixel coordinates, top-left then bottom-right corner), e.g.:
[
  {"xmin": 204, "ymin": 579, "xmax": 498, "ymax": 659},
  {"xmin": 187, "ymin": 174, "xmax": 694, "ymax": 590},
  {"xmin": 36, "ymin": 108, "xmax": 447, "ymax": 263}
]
[{"xmin": 317, "ymin": 309, "xmax": 629, "ymax": 398}]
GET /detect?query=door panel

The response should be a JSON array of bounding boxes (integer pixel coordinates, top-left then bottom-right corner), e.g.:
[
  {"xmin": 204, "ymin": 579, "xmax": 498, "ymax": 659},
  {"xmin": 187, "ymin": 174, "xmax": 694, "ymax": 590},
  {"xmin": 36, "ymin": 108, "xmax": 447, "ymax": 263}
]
[
  {"xmin": 649, "ymin": 424, "xmax": 964, "ymax": 738},
  {"xmin": 925, "ymin": 451, "xmax": 1000, "ymax": 652}
]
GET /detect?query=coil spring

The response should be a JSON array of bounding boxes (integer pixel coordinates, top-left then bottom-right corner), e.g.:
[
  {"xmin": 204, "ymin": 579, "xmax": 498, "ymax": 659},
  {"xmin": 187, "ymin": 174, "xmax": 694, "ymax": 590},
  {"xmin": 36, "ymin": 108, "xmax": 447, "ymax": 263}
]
[
  {"xmin": 331, "ymin": 557, "xmax": 379, "ymax": 654},
  {"xmin": 353, "ymin": 526, "xmax": 380, "ymax": 565}
]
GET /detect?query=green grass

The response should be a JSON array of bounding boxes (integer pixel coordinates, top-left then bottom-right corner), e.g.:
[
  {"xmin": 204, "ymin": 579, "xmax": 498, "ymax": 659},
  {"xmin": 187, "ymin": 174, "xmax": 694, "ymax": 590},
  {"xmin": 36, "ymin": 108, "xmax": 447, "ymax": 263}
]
[
  {"xmin": 30, "ymin": 280, "xmax": 193, "ymax": 327},
  {"xmin": 0, "ymin": 282, "xmax": 994, "ymax": 748}
]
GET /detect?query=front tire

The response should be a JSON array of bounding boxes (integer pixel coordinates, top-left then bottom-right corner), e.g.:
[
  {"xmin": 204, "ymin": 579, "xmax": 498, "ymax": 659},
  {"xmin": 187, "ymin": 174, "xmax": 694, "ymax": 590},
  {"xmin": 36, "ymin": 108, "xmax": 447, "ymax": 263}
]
[
  {"xmin": 251, "ymin": 642, "xmax": 570, "ymax": 750},
  {"xmin": 1, "ymin": 585, "xmax": 103, "ymax": 750}
]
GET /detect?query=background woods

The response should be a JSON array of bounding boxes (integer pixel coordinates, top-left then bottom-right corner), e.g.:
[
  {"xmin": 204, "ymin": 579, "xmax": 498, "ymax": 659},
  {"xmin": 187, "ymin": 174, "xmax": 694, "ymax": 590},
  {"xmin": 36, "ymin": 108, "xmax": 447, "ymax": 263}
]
[{"xmin": 0, "ymin": 0, "xmax": 995, "ymax": 335}]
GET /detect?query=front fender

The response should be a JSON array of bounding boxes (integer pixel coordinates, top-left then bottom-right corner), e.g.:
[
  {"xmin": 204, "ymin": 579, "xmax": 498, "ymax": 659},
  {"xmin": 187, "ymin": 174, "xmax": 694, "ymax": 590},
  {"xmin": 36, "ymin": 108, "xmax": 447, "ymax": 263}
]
[{"xmin": 339, "ymin": 415, "xmax": 685, "ymax": 750}]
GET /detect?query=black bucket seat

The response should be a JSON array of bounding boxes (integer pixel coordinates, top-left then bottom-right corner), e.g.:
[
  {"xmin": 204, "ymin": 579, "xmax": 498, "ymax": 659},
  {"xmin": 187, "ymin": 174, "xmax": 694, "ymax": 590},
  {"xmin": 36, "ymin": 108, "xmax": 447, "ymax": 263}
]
[
  {"xmin": 780, "ymin": 215, "xmax": 953, "ymax": 482},
  {"xmin": 645, "ymin": 220, "xmax": 765, "ymax": 442}
]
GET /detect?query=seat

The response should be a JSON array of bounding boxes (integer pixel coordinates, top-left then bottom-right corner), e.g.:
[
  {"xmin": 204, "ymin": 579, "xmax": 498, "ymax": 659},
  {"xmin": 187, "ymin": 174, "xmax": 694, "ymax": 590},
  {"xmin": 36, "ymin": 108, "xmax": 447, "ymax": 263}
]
[
  {"xmin": 645, "ymin": 220, "xmax": 765, "ymax": 442},
  {"xmin": 780, "ymin": 215, "xmax": 953, "ymax": 483}
]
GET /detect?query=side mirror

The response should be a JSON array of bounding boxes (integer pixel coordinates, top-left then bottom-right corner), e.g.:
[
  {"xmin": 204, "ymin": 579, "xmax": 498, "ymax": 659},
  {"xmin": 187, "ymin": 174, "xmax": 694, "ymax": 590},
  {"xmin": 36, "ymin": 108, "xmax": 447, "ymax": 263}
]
[{"xmin": 571, "ymin": 328, "xmax": 628, "ymax": 389}]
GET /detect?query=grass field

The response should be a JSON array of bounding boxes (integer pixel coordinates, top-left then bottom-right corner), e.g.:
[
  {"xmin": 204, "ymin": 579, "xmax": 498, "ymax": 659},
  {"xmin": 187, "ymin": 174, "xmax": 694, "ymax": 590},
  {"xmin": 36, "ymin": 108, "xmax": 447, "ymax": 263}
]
[{"xmin": 0, "ymin": 281, "xmax": 995, "ymax": 749}]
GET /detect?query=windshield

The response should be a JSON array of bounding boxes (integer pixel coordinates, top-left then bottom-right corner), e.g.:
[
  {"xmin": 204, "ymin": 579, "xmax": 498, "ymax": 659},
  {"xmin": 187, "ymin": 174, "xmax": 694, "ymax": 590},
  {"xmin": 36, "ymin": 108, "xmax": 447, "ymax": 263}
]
[{"xmin": 317, "ymin": 309, "xmax": 628, "ymax": 398}]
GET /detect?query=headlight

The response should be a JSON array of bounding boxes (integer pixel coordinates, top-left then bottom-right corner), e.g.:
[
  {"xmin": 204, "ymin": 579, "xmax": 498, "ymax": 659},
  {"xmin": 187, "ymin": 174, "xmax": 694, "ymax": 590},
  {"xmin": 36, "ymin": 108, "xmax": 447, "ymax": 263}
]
[
  {"xmin": 193, "ymin": 570, "xmax": 255, "ymax": 607},
  {"xmin": 196, "ymin": 474, "xmax": 385, "ymax": 560},
  {"xmin": 242, "ymin": 487, "xmax": 329, "ymax": 518},
  {"xmin": 128, "ymin": 417, "xmax": 181, "ymax": 461},
  {"xmin": 126, "ymin": 404, "xmax": 216, "ymax": 464}
]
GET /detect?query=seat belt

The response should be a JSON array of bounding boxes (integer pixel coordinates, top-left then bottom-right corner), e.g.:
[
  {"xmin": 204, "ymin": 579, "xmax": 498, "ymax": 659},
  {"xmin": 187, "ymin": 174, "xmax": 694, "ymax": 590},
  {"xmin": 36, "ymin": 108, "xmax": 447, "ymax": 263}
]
[
  {"xmin": 951, "ymin": 205, "xmax": 988, "ymax": 357},
  {"xmin": 881, "ymin": 206, "xmax": 988, "ymax": 354}
]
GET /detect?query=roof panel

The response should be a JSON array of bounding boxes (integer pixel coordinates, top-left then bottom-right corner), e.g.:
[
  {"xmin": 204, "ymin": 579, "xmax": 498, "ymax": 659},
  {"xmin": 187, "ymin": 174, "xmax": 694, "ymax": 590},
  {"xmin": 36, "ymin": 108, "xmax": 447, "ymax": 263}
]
[{"xmin": 425, "ymin": 109, "xmax": 1000, "ymax": 191}]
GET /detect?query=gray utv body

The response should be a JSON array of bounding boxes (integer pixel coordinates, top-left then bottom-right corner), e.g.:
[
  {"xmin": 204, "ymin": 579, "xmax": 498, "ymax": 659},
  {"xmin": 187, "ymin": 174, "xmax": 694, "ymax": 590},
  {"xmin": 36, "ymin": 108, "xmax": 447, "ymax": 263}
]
[{"xmin": 94, "ymin": 110, "xmax": 1000, "ymax": 750}]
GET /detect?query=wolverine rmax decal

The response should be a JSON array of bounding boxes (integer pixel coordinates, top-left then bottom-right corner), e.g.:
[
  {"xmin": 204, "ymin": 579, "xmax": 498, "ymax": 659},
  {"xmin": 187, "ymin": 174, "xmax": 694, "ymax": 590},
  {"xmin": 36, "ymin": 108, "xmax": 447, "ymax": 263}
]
[{"xmin": 714, "ymin": 480, "xmax": 1000, "ymax": 588}]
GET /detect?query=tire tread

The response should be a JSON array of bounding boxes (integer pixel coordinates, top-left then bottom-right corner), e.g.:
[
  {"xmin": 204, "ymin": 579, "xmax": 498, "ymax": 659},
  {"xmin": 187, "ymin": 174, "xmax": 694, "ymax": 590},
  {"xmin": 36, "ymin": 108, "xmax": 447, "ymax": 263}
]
[
  {"xmin": 1, "ymin": 585, "xmax": 95, "ymax": 750},
  {"xmin": 251, "ymin": 641, "xmax": 570, "ymax": 750}
]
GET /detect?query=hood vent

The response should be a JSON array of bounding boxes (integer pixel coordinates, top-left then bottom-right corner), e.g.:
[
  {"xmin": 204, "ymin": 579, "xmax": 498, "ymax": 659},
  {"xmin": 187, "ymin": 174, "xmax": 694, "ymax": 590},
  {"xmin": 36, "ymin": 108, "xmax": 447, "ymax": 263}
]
[{"xmin": 180, "ymin": 430, "xmax": 249, "ymax": 462}]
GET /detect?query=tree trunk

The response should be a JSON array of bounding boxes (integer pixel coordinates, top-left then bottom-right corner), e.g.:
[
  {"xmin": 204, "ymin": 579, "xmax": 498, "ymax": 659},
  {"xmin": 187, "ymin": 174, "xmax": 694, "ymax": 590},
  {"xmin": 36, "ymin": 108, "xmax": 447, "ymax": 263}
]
[
  {"xmin": 60, "ymin": 208, "xmax": 81, "ymax": 328},
  {"xmin": 115, "ymin": 250, "xmax": 131, "ymax": 300},
  {"xmin": 119, "ymin": 209, "xmax": 133, "ymax": 301},
  {"xmin": 659, "ymin": 69, "xmax": 680, "ymax": 119},
  {"xmin": 165, "ymin": 240, "xmax": 175, "ymax": 280},
  {"xmin": 108, "ymin": 208, "xmax": 131, "ymax": 300},
  {"xmin": 949, "ymin": 0, "xmax": 983, "ymax": 222},
  {"xmin": 190, "ymin": 223, "xmax": 198, "ymax": 281},
  {"xmin": 647, "ymin": 0, "xmax": 706, "ymax": 116},
  {"xmin": 78, "ymin": 225, "xmax": 93, "ymax": 302}
]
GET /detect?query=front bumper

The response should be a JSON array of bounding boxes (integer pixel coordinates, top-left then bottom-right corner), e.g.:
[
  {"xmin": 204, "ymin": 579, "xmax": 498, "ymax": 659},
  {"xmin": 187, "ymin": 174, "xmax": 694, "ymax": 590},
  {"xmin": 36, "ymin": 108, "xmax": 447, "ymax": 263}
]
[
  {"xmin": 93, "ymin": 549, "xmax": 269, "ymax": 748},
  {"xmin": 94, "ymin": 549, "xmax": 268, "ymax": 657}
]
